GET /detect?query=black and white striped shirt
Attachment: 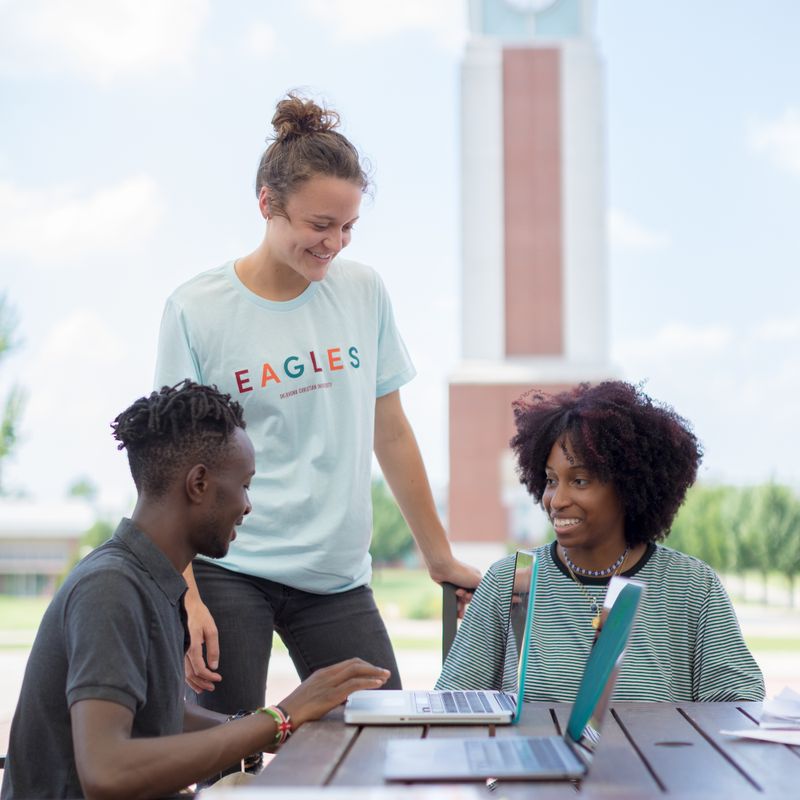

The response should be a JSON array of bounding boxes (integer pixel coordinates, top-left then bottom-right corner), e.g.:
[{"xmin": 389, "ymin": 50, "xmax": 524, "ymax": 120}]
[{"xmin": 436, "ymin": 542, "xmax": 764, "ymax": 702}]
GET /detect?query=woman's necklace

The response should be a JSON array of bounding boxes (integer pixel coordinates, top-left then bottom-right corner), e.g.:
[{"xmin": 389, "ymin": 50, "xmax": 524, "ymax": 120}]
[
  {"xmin": 562, "ymin": 546, "xmax": 629, "ymax": 578},
  {"xmin": 563, "ymin": 550, "xmax": 628, "ymax": 629}
]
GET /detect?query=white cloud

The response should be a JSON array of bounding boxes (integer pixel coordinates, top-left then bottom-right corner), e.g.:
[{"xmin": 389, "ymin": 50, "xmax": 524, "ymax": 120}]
[
  {"xmin": 244, "ymin": 22, "xmax": 278, "ymax": 60},
  {"xmin": 0, "ymin": 0, "xmax": 209, "ymax": 83},
  {"xmin": 12, "ymin": 310, "xmax": 139, "ymax": 507},
  {"xmin": 753, "ymin": 317, "xmax": 800, "ymax": 343},
  {"xmin": 614, "ymin": 322, "xmax": 733, "ymax": 362},
  {"xmin": 611, "ymin": 321, "xmax": 800, "ymax": 487},
  {"xmin": 36, "ymin": 311, "xmax": 125, "ymax": 365},
  {"xmin": 608, "ymin": 208, "xmax": 670, "ymax": 251},
  {"xmin": 302, "ymin": 0, "xmax": 467, "ymax": 48},
  {"xmin": 21, "ymin": 310, "xmax": 126, "ymax": 451},
  {"xmin": 748, "ymin": 108, "xmax": 800, "ymax": 176},
  {"xmin": 0, "ymin": 175, "xmax": 164, "ymax": 263}
]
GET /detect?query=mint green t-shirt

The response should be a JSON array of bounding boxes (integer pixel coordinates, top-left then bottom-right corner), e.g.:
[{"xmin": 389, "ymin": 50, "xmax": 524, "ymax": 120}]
[{"xmin": 154, "ymin": 258, "xmax": 415, "ymax": 592}]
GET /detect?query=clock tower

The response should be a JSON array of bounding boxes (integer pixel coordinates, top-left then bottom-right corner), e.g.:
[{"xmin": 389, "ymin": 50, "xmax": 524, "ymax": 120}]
[{"xmin": 449, "ymin": 0, "xmax": 611, "ymax": 559}]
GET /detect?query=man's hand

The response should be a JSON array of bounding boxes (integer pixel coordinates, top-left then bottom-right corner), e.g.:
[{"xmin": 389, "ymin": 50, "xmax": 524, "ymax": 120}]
[
  {"xmin": 426, "ymin": 556, "xmax": 482, "ymax": 618},
  {"xmin": 279, "ymin": 658, "xmax": 390, "ymax": 727},
  {"xmin": 184, "ymin": 597, "xmax": 222, "ymax": 694}
]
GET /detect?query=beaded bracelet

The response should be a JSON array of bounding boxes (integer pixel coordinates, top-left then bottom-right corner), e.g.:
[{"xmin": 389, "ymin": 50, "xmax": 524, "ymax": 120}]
[
  {"xmin": 258, "ymin": 704, "xmax": 293, "ymax": 745},
  {"xmin": 226, "ymin": 709, "xmax": 256, "ymax": 723}
]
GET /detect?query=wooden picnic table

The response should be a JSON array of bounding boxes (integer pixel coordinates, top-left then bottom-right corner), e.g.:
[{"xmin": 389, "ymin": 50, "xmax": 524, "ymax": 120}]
[{"xmin": 253, "ymin": 701, "xmax": 800, "ymax": 798}]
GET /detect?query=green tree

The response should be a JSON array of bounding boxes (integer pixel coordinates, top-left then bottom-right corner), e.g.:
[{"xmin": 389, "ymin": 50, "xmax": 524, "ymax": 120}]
[
  {"xmin": 749, "ymin": 483, "xmax": 800, "ymax": 605},
  {"xmin": 82, "ymin": 519, "xmax": 114, "ymax": 550},
  {"xmin": 0, "ymin": 294, "xmax": 26, "ymax": 494},
  {"xmin": 68, "ymin": 476, "xmax": 99, "ymax": 504},
  {"xmin": 727, "ymin": 486, "xmax": 763, "ymax": 595},
  {"xmin": 668, "ymin": 484, "xmax": 734, "ymax": 572},
  {"xmin": 370, "ymin": 478, "xmax": 414, "ymax": 565}
]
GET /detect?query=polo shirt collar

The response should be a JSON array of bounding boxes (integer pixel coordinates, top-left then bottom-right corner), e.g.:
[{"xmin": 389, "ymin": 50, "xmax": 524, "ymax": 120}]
[{"xmin": 112, "ymin": 518, "xmax": 187, "ymax": 606}]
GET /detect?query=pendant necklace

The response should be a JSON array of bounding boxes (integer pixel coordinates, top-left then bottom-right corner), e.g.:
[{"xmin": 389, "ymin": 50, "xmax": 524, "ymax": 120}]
[{"xmin": 563, "ymin": 549, "xmax": 628, "ymax": 629}]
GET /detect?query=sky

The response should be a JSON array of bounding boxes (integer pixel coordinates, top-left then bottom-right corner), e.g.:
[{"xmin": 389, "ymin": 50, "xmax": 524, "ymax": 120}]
[{"xmin": 1, "ymin": 0, "xmax": 799, "ymax": 514}]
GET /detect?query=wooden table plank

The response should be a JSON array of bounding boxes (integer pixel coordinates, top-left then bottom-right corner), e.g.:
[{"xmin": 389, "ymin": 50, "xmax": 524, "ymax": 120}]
[
  {"xmin": 426, "ymin": 724, "xmax": 493, "ymax": 739},
  {"xmin": 611, "ymin": 703, "xmax": 761, "ymax": 797},
  {"xmin": 550, "ymin": 705, "xmax": 661, "ymax": 796},
  {"xmin": 680, "ymin": 702, "xmax": 800, "ymax": 794},
  {"xmin": 255, "ymin": 702, "xmax": 800, "ymax": 797},
  {"xmin": 329, "ymin": 725, "xmax": 425, "ymax": 786},
  {"xmin": 256, "ymin": 711, "xmax": 356, "ymax": 787},
  {"xmin": 497, "ymin": 703, "xmax": 561, "ymax": 737}
]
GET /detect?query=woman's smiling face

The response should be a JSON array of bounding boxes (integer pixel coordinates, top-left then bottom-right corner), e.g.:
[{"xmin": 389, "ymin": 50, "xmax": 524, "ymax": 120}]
[
  {"xmin": 262, "ymin": 174, "xmax": 362, "ymax": 285},
  {"xmin": 542, "ymin": 437, "xmax": 626, "ymax": 561}
]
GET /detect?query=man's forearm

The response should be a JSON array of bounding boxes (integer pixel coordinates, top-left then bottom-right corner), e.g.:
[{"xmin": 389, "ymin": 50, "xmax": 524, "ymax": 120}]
[
  {"xmin": 73, "ymin": 702, "xmax": 277, "ymax": 800},
  {"xmin": 183, "ymin": 702, "xmax": 227, "ymax": 732}
]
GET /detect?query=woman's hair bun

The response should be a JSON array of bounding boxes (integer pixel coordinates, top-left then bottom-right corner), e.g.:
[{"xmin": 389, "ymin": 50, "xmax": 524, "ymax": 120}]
[
  {"xmin": 256, "ymin": 89, "xmax": 368, "ymax": 204},
  {"xmin": 271, "ymin": 92, "xmax": 340, "ymax": 142}
]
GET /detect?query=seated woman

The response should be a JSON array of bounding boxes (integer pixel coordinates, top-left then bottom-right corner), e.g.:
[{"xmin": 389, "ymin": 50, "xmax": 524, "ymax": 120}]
[{"xmin": 436, "ymin": 381, "xmax": 764, "ymax": 702}]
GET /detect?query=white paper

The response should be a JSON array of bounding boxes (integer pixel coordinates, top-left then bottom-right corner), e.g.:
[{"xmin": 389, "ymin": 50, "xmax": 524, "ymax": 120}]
[
  {"xmin": 759, "ymin": 686, "xmax": 800, "ymax": 729},
  {"xmin": 719, "ymin": 687, "xmax": 800, "ymax": 744},
  {"xmin": 603, "ymin": 576, "xmax": 645, "ymax": 609},
  {"xmin": 720, "ymin": 728, "xmax": 800, "ymax": 746}
]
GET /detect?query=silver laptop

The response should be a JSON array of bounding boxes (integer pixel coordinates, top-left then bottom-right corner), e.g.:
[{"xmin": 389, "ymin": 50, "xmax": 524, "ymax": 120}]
[
  {"xmin": 344, "ymin": 550, "xmax": 539, "ymax": 725},
  {"xmin": 384, "ymin": 576, "xmax": 644, "ymax": 781}
]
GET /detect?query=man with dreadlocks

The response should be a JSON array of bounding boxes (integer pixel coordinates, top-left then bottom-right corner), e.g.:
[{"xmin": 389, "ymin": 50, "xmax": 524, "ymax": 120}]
[{"xmin": 1, "ymin": 381, "xmax": 390, "ymax": 800}]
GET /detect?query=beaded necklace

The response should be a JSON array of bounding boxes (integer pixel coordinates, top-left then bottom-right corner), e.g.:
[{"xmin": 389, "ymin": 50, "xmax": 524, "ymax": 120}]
[
  {"xmin": 562, "ymin": 549, "xmax": 628, "ymax": 629},
  {"xmin": 562, "ymin": 546, "xmax": 629, "ymax": 578}
]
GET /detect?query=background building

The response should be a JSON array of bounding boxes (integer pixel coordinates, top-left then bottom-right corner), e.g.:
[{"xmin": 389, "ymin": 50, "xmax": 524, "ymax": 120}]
[
  {"xmin": 0, "ymin": 502, "xmax": 91, "ymax": 595},
  {"xmin": 449, "ymin": 0, "xmax": 613, "ymax": 563}
]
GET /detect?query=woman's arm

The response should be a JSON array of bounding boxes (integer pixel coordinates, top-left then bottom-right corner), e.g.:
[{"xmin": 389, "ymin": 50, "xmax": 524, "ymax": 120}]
[
  {"xmin": 373, "ymin": 390, "xmax": 481, "ymax": 612},
  {"xmin": 435, "ymin": 559, "xmax": 510, "ymax": 691},
  {"xmin": 182, "ymin": 562, "xmax": 222, "ymax": 693}
]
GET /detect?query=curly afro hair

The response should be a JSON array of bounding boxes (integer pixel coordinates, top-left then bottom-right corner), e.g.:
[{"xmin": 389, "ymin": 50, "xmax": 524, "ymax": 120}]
[{"xmin": 510, "ymin": 381, "xmax": 702, "ymax": 546}]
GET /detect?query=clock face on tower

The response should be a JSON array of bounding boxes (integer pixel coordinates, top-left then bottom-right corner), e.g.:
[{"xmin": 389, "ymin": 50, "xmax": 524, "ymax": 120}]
[
  {"xmin": 503, "ymin": 0, "xmax": 560, "ymax": 13},
  {"xmin": 476, "ymin": 0, "xmax": 581, "ymax": 39}
]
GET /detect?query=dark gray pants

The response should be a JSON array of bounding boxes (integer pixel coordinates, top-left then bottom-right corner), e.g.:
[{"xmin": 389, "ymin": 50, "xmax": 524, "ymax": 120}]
[{"xmin": 191, "ymin": 559, "xmax": 402, "ymax": 714}]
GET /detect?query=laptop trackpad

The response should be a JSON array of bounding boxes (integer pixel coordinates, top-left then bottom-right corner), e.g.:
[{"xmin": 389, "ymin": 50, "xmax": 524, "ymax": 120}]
[{"xmin": 347, "ymin": 690, "xmax": 414, "ymax": 712}]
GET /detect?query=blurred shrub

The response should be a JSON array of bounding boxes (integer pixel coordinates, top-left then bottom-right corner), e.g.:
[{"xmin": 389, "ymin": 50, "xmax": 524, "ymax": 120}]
[{"xmin": 371, "ymin": 478, "xmax": 415, "ymax": 565}]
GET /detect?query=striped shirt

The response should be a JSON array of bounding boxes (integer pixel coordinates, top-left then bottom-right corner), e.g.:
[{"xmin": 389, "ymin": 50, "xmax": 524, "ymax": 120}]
[{"xmin": 436, "ymin": 542, "xmax": 765, "ymax": 702}]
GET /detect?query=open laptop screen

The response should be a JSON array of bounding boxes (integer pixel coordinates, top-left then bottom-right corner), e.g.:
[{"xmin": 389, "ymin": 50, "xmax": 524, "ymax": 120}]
[
  {"xmin": 500, "ymin": 550, "xmax": 538, "ymax": 722},
  {"xmin": 564, "ymin": 579, "xmax": 644, "ymax": 764}
]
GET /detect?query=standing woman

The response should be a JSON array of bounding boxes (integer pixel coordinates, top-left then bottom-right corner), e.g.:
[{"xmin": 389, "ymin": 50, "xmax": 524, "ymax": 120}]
[{"xmin": 155, "ymin": 92, "xmax": 480, "ymax": 714}]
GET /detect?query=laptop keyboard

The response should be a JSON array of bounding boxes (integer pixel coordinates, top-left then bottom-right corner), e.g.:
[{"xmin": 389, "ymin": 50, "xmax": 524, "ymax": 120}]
[
  {"xmin": 416, "ymin": 690, "xmax": 500, "ymax": 714},
  {"xmin": 495, "ymin": 692, "xmax": 516, "ymax": 712},
  {"xmin": 465, "ymin": 737, "xmax": 576, "ymax": 773}
]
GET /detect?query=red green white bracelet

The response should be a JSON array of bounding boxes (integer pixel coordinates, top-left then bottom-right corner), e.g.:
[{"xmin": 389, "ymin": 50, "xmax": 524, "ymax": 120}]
[{"xmin": 258, "ymin": 704, "xmax": 293, "ymax": 745}]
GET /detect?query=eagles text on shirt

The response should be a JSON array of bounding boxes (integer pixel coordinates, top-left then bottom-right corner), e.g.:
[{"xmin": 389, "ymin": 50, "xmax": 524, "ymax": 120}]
[{"xmin": 233, "ymin": 345, "xmax": 360, "ymax": 393}]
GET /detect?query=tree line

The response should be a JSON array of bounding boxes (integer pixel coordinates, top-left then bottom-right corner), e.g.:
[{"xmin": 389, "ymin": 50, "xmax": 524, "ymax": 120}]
[
  {"xmin": 667, "ymin": 482, "xmax": 800, "ymax": 606},
  {"xmin": 371, "ymin": 477, "xmax": 800, "ymax": 608}
]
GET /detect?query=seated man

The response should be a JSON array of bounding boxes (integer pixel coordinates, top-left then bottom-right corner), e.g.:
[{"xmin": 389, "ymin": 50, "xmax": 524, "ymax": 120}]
[
  {"xmin": 437, "ymin": 381, "xmax": 764, "ymax": 703},
  {"xmin": 1, "ymin": 381, "xmax": 389, "ymax": 800}
]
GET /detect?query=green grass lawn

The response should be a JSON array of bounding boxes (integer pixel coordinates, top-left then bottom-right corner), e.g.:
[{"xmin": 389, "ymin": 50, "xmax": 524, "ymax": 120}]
[
  {"xmin": 744, "ymin": 637, "xmax": 800, "ymax": 652},
  {"xmin": 2, "ymin": 569, "xmax": 798, "ymax": 657},
  {"xmin": 370, "ymin": 567, "xmax": 442, "ymax": 619},
  {"xmin": 0, "ymin": 595, "xmax": 49, "ymax": 630}
]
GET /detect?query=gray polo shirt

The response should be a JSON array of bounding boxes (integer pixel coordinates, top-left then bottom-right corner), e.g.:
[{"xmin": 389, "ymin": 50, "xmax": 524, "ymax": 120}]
[{"xmin": 1, "ymin": 519, "xmax": 189, "ymax": 799}]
